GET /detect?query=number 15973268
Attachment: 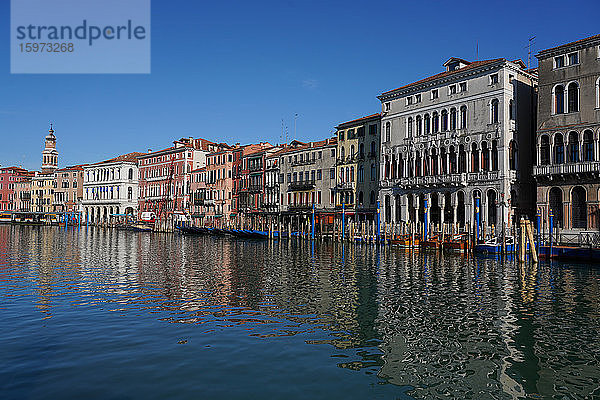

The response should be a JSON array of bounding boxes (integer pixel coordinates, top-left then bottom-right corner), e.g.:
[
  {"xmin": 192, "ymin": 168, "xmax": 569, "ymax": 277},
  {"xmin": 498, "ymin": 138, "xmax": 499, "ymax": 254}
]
[{"xmin": 19, "ymin": 43, "xmax": 74, "ymax": 52}]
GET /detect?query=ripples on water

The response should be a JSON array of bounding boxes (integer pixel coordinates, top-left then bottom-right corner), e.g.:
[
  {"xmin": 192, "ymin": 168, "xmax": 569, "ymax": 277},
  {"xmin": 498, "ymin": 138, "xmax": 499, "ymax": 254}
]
[{"xmin": 1, "ymin": 225, "xmax": 599, "ymax": 399}]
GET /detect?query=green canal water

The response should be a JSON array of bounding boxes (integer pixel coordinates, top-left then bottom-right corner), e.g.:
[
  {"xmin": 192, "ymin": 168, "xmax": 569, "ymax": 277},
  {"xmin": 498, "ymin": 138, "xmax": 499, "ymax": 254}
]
[{"xmin": 1, "ymin": 225, "xmax": 599, "ymax": 399}]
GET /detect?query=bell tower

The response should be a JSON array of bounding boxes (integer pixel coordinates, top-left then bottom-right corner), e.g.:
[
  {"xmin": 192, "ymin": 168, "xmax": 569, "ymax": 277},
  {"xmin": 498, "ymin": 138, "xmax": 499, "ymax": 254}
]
[{"xmin": 41, "ymin": 124, "xmax": 58, "ymax": 174}]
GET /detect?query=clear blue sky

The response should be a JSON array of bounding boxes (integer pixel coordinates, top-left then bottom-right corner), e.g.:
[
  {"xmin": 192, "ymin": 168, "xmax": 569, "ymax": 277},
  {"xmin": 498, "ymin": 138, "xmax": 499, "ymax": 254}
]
[{"xmin": 1, "ymin": 0, "xmax": 598, "ymax": 170}]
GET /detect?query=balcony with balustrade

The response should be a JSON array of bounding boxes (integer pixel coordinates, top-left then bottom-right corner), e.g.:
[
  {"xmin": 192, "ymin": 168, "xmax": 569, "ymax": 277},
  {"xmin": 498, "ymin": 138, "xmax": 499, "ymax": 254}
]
[
  {"xmin": 534, "ymin": 161, "xmax": 600, "ymax": 180},
  {"xmin": 381, "ymin": 170, "xmax": 503, "ymax": 189},
  {"xmin": 288, "ymin": 180, "xmax": 315, "ymax": 191}
]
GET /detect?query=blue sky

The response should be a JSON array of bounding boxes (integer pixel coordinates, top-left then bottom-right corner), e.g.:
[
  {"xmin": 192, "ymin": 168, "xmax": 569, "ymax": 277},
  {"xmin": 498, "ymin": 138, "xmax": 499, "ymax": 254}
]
[{"xmin": 1, "ymin": 0, "xmax": 598, "ymax": 170}]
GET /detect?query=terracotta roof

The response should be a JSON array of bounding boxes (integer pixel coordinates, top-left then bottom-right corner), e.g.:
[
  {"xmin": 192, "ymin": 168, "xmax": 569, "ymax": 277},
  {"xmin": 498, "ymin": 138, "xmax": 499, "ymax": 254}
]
[
  {"xmin": 270, "ymin": 138, "xmax": 337, "ymax": 157},
  {"xmin": 336, "ymin": 113, "xmax": 381, "ymax": 128},
  {"xmin": 138, "ymin": 144, "xmax": 193, "ymax": 158},
  {"xmin": 57, "ymin": 164, "xmax": 86, "ymax": 172},
  {"xmin": 538, "ymin": 33, "xmax": 600, "ymax": 55},
  {"xmin": 380, "ymin": 58, "xmax": 505, "ymax": 96},
  {"xmin": 93, "ymin": 152, "xmax": 145, "ymax": 165},
  {"xmin": 0, "ymin": 166, "xmax": 29, "ymax": 173}
]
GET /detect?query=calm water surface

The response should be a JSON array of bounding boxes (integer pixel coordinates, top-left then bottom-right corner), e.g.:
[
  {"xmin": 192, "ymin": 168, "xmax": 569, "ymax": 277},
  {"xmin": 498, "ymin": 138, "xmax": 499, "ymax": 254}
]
[{"xmin": 1, "ymin": 225, "xmax": 599, "ymax": 399}]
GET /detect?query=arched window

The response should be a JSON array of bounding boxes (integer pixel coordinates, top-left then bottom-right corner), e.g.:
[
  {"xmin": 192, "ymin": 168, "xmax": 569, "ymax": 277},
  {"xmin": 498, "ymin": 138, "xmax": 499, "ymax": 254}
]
[
  {"xmin": 350, "ymin": 166, "xmax": 354, "ymax": 181},
  {"xmin": 350, "ymin": 145, "xmax": 355, "ymax": 158},
  {"xmin": 407, "ymin": 117, "xmax": 413, "ymax": 137},
  {"xmin": 471, "ymin": 143, "xmax": 479, "ymax": 172},
  {"xmin": 481, "ymin": 141, "xmax": 490, "ymax": 171},
  {"xmin": 572, "ymin": 186, "xmax": 587, "ymax": 229},
  {"xmin": 450, "ymin": 108, "xmax": 457, "ymax": 130},
  {"xmin": 416, "ymin": 115, "xmax": 422, "ymax": 136},
  {"xmin": 509, "ymin": 140, "xmax": 518, "ymax": 170},
  {"xmin": 554, "ymin": 85, "xmax": 565, "ymax": 114},
  {"xmin": 369, "ymin": 190, "xmax": 376, "ymax": 205},
  {"xmin": 491, "ymin": 99, "xmax": 499, "ymax": 123},
  {"xmin": 128, "ymin": 168, "xmax": 133, "ymax": 180},
  {"xmin": 440, "ymin": 147, "xmax": 446, "ymax": 174},
  {"xmin": 568, "ymin": 131, "xmax": 579, "ymax": 163},
  {"xmin": 460, "ymin": 106, "xmax": 467, "ymax": 129},
  {"xmin": 491, "ymin": 140, "xmax": 499, "ymax": 171},
  {"xmin": 432, "ymin": 112, "xmax": 439, "ymax": 133},
  {"xmin": 341, "ymin": 146, "xmax": 345, "ymax": 159},
  {"xmin": 583, "ymin": 130, "xmax": 594, "ymax": 161},
  {"xmin": 567, "ymin": 82, "xmax": 579, "ymax": 113},
  {"xmin": 359, "ymin": 143, "xmax": 365, "ymax": 158},
  {"xmin": 424, "ymin": 114, "xmax": 430, "ymax": 134},
  {"xmin": 549, "ymin": 187, "xmax": 563, "ymax": 228},
  {"xmin": 449, "ymin": 146, "xmax": 457, "ymax": 173},
  {"xmin": 458, "ymin": 145, "xmax": 466, "ymax": 173},
  {"xmin": 554, "ymin": 133, "xmax": 565, "ymax": 164},
  {"xmin": 358, "ymin": 191, "xmax": 364, "ymax": 205},
  {"xmin": 370, "ymin": 141, "xmax": 376, "ymax": 155},
  {"xmin": 487, "ymin": 190, "xmax": 497, "ymax": 226},
  {"xmin": 398, "ymin": 154, "xmax": 404, "ymax": 177},
  {"xmin": 540, "ymin": 135, "xmax": 550, "ymax": 165},
  {"xmin": 370, "ymin": 163, "xmax": 376, "ymax": 181},
  {"xmin": 127, "ymin": 187, "xmax": 133, "ymax": 200},
  {"xmin": 385, "ymin": 122, "xmax": 391, "ymax": 142},
  {"xmin": 358, "ymin": 165, "xmax": 364, "ymax": 182},
  {"xmin": 441, "ymin": 110, "xmax": 448, "ymax": 131}
]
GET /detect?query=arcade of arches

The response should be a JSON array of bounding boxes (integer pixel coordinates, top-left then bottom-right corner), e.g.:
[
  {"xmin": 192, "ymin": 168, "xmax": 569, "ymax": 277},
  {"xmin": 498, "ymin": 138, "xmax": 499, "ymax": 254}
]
[
  {"xmin": 84, "ymin": 206, "xmax": 136, "ymax": 224},
  {"xmin": 539, "ymin": 185, "xmax": 599, "ymax": 231},
  {"xmin": 380, "ymin": 187, "xmax": 515, "ymax": 229}
]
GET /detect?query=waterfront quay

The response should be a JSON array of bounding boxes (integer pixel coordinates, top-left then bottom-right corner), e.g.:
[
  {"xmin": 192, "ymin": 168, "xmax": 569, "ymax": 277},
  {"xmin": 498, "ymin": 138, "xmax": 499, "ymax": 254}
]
[{"xmin": 1, "ymin": 224, "xmax": 600, "ymax": 399}]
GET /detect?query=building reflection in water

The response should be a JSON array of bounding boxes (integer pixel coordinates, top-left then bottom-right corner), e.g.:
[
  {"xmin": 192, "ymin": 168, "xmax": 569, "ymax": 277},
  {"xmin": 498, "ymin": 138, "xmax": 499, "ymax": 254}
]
[{"xmin": 2, "ymin": 225, "xmax": 600, "ymax": 399}]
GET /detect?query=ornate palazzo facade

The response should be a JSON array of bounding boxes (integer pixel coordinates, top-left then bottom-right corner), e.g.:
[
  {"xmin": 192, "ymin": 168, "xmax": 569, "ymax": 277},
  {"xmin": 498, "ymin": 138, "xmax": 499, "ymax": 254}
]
[{"xmin": 378, "ymin": 57, "xmax": 537, "ymax": 231}]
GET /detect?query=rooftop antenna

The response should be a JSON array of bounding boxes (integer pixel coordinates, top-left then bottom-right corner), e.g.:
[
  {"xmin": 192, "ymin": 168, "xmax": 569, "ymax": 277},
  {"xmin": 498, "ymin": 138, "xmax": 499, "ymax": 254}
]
[
  {"xmin": 281, "ymin": 119, "xmax": 284, "ymax": 145},
  {"xmin": 294, "ymin": 113, "xmax": 298, "ymax": 141},
  {"xmin": 475, "ymin": 41, "xmax": 478, "ymax": 61},
  {"xmin": 527, "ymin": 36, "xmax": 536, "ymax": 69}
]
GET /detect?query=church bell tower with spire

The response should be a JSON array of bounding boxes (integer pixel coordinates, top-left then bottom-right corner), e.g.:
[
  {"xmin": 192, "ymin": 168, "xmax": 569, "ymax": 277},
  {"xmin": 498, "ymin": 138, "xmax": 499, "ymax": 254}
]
[{"xmin": 41, "ymin": 124, "xmax": 58, "ymax": 174}]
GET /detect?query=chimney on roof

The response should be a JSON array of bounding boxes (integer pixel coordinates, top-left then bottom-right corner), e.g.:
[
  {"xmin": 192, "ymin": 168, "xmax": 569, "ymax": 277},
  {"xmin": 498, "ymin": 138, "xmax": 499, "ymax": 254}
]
[{"xmin": 148, "ymin": 149, "xmax": 152, "ymax": 153}]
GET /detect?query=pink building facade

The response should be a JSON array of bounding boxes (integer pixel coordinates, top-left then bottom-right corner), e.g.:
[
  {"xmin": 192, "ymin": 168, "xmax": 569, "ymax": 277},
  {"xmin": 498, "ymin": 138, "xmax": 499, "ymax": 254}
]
[
  {"xmin": 0, "ymin": 167, "xmax": 33, "ymax": 211},
  {"xmin": 137, "ymin": 138, "xmax": 225, "ymax": 221}
]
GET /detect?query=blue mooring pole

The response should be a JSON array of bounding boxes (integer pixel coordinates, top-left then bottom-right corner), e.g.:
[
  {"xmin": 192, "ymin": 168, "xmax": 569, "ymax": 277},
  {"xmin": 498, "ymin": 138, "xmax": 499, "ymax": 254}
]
[
  {"xmin": 311, "ymin": 203, "xmax": 315, "ymax": 240},
  {"xmin": 475, "ymin": 196, "xmax": 480, "ymax": 242},
  {"xmin": 549, "ymin": 211, "xmax": 554, "ymax": 259},
  {"xmin": 536, "ymin": 210, "xmax": 541, "ymax": 254},
  {"xmin": 376, "ymin": 200, "xmax": 381, "ymax": 242},
  {"xmin": 423, "ymin": 198, "xmax": 428, "ymax": 241},
  {"xmin": 342, "ymin": 201, "xmax": 345, "ymax": 241}
]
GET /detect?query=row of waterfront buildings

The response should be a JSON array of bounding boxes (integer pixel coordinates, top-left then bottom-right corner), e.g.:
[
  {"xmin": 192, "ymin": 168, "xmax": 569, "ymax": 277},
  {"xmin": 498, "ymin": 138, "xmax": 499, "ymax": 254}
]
[{"xmin": 1, "ymin": 34, "xmax": 600, "ymax": 234}]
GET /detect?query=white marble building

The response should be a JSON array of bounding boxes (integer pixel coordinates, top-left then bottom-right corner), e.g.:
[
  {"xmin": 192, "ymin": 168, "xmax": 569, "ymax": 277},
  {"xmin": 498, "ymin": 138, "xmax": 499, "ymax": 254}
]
[
  {"xmin": 378, "ymin": 57, "xmax": 537, "ymax": 231},
  {"xmin": 82, "ymin": 152, "xmax": 143, "ymax": 224}
]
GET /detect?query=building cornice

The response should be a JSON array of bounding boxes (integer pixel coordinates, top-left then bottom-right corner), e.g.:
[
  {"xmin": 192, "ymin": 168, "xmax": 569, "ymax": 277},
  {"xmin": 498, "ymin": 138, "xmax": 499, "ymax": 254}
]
[
  {"xmin": 378, "ymin": 60, "xmax": 507, "ymax": 102},
  {"xmin": 537, "ymin": 36, "xmax": 600, "ymax": 60}
]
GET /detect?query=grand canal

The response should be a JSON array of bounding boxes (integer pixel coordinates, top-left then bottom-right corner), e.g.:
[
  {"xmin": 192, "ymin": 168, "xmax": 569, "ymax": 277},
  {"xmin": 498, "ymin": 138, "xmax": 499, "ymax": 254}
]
[{"xmin": 1, "ymin": 225, "xmax": 599, "ymax": 399}]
